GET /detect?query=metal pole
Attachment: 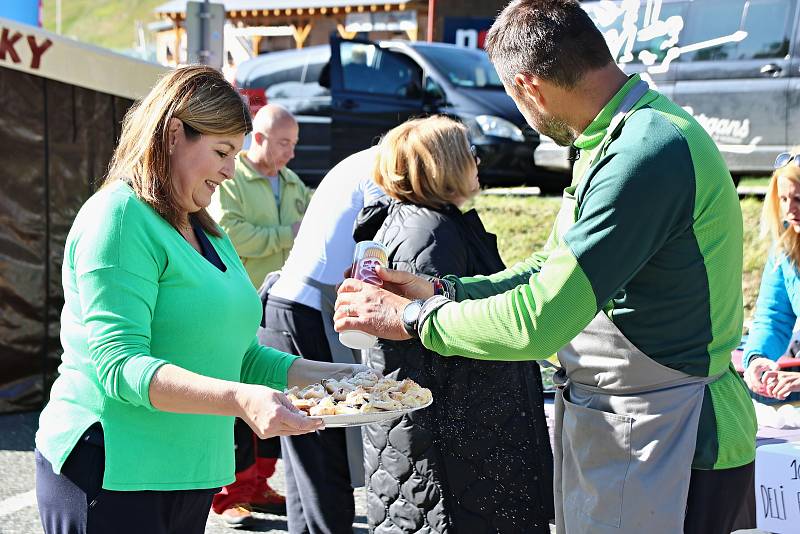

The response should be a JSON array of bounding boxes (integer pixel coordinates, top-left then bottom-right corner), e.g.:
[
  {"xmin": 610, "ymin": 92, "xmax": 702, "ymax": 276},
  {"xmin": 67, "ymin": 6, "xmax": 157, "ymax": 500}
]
[
  {"xmin": 199, "ymin": 0, "xmax": 211, "ymax": 64},
  {"xmin": 427, "ymin": 0, "xmax": 436, "ymax": 42},
  {"xmin": 56, "ymin": 0, "xmax": 61, "ymax": 34}
]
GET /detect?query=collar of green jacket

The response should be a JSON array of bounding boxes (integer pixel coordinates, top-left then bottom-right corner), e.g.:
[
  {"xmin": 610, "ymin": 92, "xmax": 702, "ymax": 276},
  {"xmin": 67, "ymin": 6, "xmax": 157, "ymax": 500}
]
[
  {"xmin": 574, "ymin": 73, "xmax": 658, "ymax": 151},
  {"xmin": 235, "ymin": 152, "xmax": 304, "ymax": 186}
]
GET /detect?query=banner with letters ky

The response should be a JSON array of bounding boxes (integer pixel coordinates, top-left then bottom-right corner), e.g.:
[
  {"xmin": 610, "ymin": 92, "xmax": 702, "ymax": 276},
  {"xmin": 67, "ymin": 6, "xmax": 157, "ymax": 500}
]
[{"xmin": 0, "ymin": 15, "xmax": 166, "ymax": 100}]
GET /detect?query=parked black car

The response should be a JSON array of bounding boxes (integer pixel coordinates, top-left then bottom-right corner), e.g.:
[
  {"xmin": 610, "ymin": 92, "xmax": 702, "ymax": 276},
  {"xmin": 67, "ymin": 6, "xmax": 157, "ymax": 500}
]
[{"xmin": 235, "ymin": 36, "xmax": 570, "ymax": 192}]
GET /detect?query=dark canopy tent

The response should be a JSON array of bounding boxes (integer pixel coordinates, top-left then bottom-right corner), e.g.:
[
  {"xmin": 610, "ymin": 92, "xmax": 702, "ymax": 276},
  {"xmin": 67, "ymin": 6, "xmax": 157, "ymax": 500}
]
[{"xmin": 0, "ymin": 17, "xmax": 167, "ymax": 413}]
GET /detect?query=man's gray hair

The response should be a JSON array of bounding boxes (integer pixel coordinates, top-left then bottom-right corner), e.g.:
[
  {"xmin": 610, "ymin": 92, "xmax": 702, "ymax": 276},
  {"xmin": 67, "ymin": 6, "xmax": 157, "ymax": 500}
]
[{"xmin": 485, "ymin": 0, "xmax": 614, "ymax": 89}]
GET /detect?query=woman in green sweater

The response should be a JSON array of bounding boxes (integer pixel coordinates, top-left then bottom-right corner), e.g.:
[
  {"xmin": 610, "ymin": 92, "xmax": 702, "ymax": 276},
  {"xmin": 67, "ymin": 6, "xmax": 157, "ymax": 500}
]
[{"xmin": 34, "ymin": 66, "xmax": 362, "ymax": 534}]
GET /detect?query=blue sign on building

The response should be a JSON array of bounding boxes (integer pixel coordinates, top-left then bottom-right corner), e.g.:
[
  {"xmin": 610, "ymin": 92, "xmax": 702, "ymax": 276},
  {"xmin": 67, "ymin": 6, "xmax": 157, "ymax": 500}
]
[{"xmin": 0, "ymin": 0, "xmax": 40, "ymax": 27}]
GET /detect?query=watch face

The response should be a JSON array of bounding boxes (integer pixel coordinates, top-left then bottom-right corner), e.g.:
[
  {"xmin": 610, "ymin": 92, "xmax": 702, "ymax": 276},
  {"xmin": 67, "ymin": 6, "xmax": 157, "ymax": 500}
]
[{"xmin": 403, "ymin": 300, "xmax": 423, "ymax": 327}]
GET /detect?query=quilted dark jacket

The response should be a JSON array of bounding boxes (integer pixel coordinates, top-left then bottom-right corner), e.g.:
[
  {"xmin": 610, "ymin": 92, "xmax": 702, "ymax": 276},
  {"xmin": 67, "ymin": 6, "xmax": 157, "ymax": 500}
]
[{"xmin": 354, "ymin": 200, "xmax": 554, "ymax": 534}]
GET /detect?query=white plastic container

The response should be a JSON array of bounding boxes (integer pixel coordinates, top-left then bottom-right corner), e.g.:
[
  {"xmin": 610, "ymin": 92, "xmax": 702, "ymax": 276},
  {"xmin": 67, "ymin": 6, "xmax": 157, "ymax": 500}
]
[
  {"xmin": 338, "ymin": 330, "xmax": 379, "ymax": 350},
  {"xmin": 339, "ymin": 240, "xmax": 388, "ymax": 350}
]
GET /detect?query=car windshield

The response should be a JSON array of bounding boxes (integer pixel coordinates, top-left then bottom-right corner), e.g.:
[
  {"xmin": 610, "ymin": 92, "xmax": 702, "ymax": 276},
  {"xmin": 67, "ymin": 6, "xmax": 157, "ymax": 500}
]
[{"xmin": 414, "ymin": 46, "xmax": 504, "ymax": 89}]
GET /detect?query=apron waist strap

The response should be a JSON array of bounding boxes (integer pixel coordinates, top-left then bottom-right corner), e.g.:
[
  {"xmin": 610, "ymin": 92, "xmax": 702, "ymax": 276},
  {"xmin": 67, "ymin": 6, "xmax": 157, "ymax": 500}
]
[{"xmin": 565, "ymin": 369, "xmax": 726, "ymax": 396}]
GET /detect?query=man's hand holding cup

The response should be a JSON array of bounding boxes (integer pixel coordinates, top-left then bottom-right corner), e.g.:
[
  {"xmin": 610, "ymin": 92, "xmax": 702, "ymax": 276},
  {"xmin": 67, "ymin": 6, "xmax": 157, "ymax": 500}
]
[{"xmin": 336, "ymin": 241, "xmax": 437, "ymax": 346}]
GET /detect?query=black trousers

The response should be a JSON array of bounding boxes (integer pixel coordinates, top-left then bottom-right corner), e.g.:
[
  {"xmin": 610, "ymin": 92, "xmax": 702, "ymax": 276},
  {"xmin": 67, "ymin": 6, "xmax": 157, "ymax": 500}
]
[
  {"xmin": 233, "ymin": 418, "xmax": 280, "ymax": 472},
  {"xmin": 684, "ymin": 461, "xmax": 755, "ymax": 534},
  {"xmin": 35, "ymin": 424, "xmax": 217, "ymax": 534},
  {"xmin": 259, "ymin": 296, "xmax": 355, "ymax": 534}
]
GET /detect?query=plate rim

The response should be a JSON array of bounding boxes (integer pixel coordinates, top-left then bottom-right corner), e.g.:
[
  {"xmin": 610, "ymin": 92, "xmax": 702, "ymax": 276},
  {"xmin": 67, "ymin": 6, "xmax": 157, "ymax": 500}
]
[{"xmin": 309, "ymin": 398, "xmax": 433, "ymax": 428}]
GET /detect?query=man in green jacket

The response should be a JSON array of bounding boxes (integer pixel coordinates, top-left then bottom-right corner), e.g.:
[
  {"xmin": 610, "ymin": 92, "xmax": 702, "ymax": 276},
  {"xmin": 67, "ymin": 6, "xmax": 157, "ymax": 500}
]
[
  {"xmin": 210, "ymin": 104, "xmax": 312, "ymax": 288},
  {"xmin": 210, "ymin": 104, "xmax": 311, "ymax": 526},
  {"xmin": 333, "ymin": 1, "xmax": 756, "ymax": 533}
]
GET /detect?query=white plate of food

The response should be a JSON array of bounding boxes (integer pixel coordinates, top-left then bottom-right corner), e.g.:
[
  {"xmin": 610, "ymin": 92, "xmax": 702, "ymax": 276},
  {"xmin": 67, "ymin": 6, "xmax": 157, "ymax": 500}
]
[{"xmin": 286, "ymin": 371, "xmax": 433, "ymax": 428}]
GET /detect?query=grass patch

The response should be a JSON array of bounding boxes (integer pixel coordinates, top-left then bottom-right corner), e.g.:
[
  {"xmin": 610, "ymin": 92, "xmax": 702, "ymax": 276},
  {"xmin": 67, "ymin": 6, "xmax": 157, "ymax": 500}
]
[
  {"xmin": 41, "ymin": 0, "xmax": 163, "ymax": 51},
  {"xmin": 472, "ymin": 192, "xmax": 767, "ymax": 324},
  {"xmin": 741, "ymin": 197, "xmax": 768, "ymax": 323},
  {"xmin": 468, "ymin": 194, "xmax": 561, "ymax": 266},
  {"xmin": 739, "ymin": 177, "xmax": 770, "ymax": 188}
]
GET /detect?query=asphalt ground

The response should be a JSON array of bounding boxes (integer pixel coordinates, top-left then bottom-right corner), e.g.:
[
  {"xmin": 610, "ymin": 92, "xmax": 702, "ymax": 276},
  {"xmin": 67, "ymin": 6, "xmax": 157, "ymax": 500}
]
[
  {"xmin": 1, "ymin": 411, "xmax": 769, "ymax": 534},
  {"xmin": 0, "ymin": 411, "xmax": 367, "ymax": 534}
]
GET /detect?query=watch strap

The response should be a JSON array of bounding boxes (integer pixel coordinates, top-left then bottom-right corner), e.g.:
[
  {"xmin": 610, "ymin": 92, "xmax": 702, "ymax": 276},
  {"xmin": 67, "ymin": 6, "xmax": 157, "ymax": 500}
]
[{"xmin": 416, "ymin": 295, "xmax": 453, "ymax": 338}]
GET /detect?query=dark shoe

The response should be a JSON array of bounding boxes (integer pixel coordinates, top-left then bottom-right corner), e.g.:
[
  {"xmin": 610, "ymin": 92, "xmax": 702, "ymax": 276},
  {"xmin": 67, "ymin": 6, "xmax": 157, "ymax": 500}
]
[{"xmin": 249, "ymin": 485, "xmax": 287, "ymax": 515}]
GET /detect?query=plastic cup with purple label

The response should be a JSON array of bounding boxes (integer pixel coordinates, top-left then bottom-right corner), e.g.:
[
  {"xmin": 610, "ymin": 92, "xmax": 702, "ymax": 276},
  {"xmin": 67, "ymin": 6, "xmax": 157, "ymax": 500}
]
[{"xmin": 339, "ymin": 241, "xmax": 388, "ymax": 350}]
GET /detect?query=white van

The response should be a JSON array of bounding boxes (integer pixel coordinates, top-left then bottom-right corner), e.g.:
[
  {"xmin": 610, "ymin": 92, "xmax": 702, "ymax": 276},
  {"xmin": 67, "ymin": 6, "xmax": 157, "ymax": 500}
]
[{"xmin": 537, "ymin": 0, "xmax": 800, "ymax": 180}]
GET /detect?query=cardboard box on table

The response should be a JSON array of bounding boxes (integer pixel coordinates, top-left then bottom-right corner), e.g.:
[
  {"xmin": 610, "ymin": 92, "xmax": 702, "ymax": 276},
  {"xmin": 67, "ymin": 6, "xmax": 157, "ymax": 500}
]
[{"xmin": 755, "ymin": 441, "xmax": 800, "ymax": 533}]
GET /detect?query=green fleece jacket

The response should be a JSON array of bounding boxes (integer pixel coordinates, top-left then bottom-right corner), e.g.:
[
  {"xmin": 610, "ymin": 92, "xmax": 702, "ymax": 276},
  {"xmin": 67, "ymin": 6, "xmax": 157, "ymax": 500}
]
[{"xmin": 210, "ymin": 153, "xmax": 312, "ymax": 287}]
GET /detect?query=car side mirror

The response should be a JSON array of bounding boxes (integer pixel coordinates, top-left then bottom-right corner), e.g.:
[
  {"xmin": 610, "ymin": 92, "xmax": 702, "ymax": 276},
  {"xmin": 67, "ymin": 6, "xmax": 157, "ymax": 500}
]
[
  {"xmin": 423, "ymin": 78, "xmax": 446, "ymax": 105},
  {"xmin": 423, "ymin": 87, "xmax": 445, "ymax": 105},
  {"xmin": 405, "ymin": 80, "xmax": 423, "ymax": 100}
]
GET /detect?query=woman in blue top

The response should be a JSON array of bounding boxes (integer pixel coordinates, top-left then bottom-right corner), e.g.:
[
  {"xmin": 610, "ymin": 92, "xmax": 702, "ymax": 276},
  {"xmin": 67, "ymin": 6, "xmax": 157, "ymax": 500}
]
[{"xmin": 743, "ymin": 149, "xmax": 800, "ymax": 400}]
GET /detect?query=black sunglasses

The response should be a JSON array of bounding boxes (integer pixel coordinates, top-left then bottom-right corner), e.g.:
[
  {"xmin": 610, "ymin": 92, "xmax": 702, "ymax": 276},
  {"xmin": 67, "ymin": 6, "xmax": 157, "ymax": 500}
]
[
  {"xmin": 470, "ymin": 145, "xmax": 481, "ymax": 167},
  {"xmin": 774, "ymin": 152, "xmax": 800, "ymax": 169}
]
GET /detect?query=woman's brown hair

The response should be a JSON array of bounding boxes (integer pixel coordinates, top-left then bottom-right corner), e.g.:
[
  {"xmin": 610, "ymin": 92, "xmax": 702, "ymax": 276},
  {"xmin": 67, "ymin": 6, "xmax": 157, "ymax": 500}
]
[
  {"xmin": 373, "ymin": 116, "xmax": 478, "ymax": 209},
  {"xmin": 105, "ymin": 65, "xmax": 252, "ymax": 236}
]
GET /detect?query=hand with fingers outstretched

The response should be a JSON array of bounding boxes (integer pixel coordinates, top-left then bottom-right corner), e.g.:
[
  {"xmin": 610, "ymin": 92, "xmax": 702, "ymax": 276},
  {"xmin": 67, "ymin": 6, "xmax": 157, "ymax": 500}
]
[
  {"xmin": 235, "ymin": 383, "xmax": 324, "ymax": 438},
  {"xmin": 148, "ymin": 363, "xmax": 325, "ymax": 437},
  {"xmin": 234, "ymin": 359, "xmax": 378, "ymax": 438}
]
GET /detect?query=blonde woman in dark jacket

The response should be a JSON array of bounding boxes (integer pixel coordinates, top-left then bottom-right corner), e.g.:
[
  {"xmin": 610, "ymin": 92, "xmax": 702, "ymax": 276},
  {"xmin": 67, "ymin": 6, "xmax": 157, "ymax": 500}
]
[{"xmin": 353, "ymin": 116, "xmax": 554, "ymax": 534}]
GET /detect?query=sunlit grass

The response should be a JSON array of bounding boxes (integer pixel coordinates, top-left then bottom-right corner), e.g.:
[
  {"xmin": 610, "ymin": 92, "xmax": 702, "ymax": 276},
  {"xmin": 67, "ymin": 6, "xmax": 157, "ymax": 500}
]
[
  {"xmin": 467, "ymin": 194, "xmax": 560, "ymax": 267},
  {"xmin": 739, "ymin": 177, "xmax": 770, "ymax": 189},
  {"xmin": 41, "ymin": 0, "xmax": 163, "ymax": 51}
]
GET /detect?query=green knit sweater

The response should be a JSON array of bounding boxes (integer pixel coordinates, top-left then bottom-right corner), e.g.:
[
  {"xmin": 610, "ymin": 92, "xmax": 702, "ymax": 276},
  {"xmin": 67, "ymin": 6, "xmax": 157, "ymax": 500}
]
[{"xmin": 35, "ymin": 180, "xmax": 298, "ymax": 490}]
